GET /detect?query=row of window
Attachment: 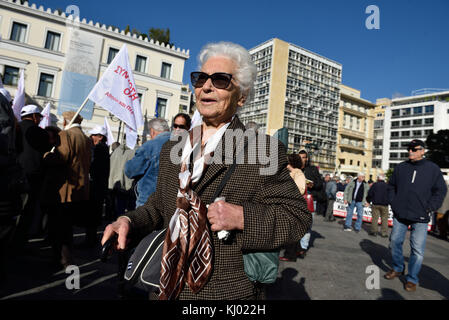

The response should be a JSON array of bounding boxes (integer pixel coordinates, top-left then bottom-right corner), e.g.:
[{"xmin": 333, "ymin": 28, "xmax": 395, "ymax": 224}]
[
  {"xmin": 9, "ymin": 21, "xmax": 173, "ymax": 80},
  {"xmin": 391, "ymin": 118, "xmax": 433, "ymax": 127},
  {"xmin": 288, "ymin": 51, "xmax": 341, "ymax": 77},
  {"xmin": 391, "ymin": 105, "xmax": 434, "ymax": 117},
  {"xmin": 390, "ymin": 152, "xmax": 410, "ymax": 159},
  {"xmin": 107, "ymin": 48, "xmax": 172, "ymax": 79},
  {"xmin": 391, "ymin": 129, "xmax": 433, "ymax": 138},
  {"xmin": 3, "ymin": 65, "xmax": 53, "ymax": 97},
  {"xmin": 338, "ymin": 159, "xmax": 368, "ymax": 167}
]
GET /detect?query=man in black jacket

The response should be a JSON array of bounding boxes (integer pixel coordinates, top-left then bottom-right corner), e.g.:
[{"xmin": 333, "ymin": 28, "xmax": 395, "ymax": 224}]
[
  {"xmin": 298, "ymin": 150, "xmax": 324, "ymax": 257},
  {"xmin": 366, "ymin": 174, "xmax": 390, "ymax": 237},
  {"xmin": 13, "ymin": 105, "xmax": 50, "ymax": 249},
  {"xmin": 384, "ymin": 139, "xmax": 447, "ymax": 292}
]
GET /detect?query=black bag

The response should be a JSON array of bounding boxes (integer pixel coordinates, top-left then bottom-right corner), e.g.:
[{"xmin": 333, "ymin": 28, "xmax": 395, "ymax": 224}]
[{"xmin": 123, "ymin": 228, "xmax": 166, "ymax": 292}]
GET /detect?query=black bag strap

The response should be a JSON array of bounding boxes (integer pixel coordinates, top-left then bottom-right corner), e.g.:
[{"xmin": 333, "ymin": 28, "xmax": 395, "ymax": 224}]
[{"xmin": 211, "ymin": 135, "xmax": 252, "ymax": 200}]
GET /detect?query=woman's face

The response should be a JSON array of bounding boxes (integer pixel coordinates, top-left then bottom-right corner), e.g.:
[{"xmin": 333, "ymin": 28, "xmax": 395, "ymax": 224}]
[{"xmin": 194, "ymin": 56, "xmax": 246, "ymax": 126}]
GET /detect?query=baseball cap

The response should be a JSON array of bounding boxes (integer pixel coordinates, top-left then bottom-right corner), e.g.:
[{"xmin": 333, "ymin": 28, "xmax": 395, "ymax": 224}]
[
  {"xmin": 21, "ymin": 105, "xmax": 42, "ymax": 117},
  {"xmin": 406, "ymin": 139, "xmax": 425, "ymax": 149},
  {"xmin": 0, "ymin": 88, "xmax": 12, "ymax": 103},
  {"xmin": 88, "ymin": 125, "xmax": 107, "ymax": 136}
]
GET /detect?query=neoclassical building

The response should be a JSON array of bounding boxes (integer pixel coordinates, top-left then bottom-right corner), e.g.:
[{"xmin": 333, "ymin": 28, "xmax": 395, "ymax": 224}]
[{"xmin": 0, "ymin": 0, "xmax": 190, "ymax": 143}]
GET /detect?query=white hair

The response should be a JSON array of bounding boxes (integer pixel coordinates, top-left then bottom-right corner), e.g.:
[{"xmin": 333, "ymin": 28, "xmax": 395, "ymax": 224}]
[
  {"xmin": 377, "ymin": 174, "xmax": 386, "ymax": 181},
  {"xmin": 357, "ymin": 172, "xmax": 365, "ymax": 178},
  {"xmin": 198, "ymin": 42, "xmax": 256, "ymax": 105},
  {"xmin": 148, "ymin": 118, "xmax": 169, "ymax": 132}
]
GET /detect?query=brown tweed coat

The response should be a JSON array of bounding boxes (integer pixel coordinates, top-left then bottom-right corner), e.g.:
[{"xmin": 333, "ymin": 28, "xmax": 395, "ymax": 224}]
[
  {"xmin": 57, "ymin": 126, "xmax": 92, "ymax": 203},
  {"xmin": 126, "ymin": 117, "xmax": 312, "ymax": 300}
]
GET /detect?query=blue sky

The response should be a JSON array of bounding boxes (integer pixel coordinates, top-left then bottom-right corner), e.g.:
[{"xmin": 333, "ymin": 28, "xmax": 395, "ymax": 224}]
[{"xmin": 35, "ymin": 0, "xmax": 449, "ymax": 102}]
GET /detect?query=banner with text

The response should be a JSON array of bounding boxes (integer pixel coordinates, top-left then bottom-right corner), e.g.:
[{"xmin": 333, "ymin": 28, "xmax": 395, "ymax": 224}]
[{"xmin": 87, "ymin": 44, "xmax": 143, "ymax": 132}]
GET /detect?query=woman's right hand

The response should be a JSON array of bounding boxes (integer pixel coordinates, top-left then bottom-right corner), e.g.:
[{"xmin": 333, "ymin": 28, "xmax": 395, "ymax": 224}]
[{"xmin": 101, "ymin": 216, "xmax": 131, "ymax": 250}]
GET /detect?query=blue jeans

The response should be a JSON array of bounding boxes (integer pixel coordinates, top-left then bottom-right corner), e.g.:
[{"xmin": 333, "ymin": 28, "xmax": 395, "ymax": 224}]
[
  {"xmin": 300, "ymin": 210, "xmax": 315, "ymax": 250},
  {"xmin": 344, "ymin": 201, "xmax": 364, "ymax": 230},
  {"xmin": 389, "ymin": 217, "xmax": 428, "ymax": 284}
]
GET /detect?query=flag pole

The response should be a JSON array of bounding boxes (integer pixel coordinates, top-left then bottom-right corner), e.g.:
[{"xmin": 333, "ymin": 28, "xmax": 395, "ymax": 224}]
[
  {"xmin": 50, "ymin": 97, "xmax": 89, "ymax": 153},
  {"xmin": 67, "ymin": 96, "xmax": 89, "ymax": 127}
]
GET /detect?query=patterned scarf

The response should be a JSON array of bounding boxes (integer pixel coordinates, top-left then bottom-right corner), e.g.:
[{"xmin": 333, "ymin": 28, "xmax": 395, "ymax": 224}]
[{"xmin": 159, "ymin": 123, "xmax": 230, "ymax": 300}]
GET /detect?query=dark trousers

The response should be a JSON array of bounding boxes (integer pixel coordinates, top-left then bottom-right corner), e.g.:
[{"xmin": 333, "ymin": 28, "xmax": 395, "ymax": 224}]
[
  {"xmin": 316, "ymin": 201, "xmax": 327, "ymax": 216},
  {"xmin": 370, "ymin": 205, "xmax": 389, "ymax": 235},
  {"xmin": 0, "ymin": 197, "xmax": 21, "ymax": 284},
  {"xmin": 324, "ymin": 199, "xmax": 336, "ymax": 221}
]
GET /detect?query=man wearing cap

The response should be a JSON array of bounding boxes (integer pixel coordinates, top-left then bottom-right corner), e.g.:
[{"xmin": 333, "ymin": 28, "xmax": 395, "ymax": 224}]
[
  {"xmin": 366, "ymin": 174, "xmax": 391, "ymax": 237},
  {"xmin": 86, "ymin": 125, "xmax": 110, "ymax": 246},
  {"xmin": 13, "ymin": 105, "xmax": 51, "ymax": 248},
  {"xmin": 56, "ymin": 111, "xmax": 91, "ymax": 265},
  {"xmin": 385, "ymin": 139, "xmax": 447, "ymax": 292}
]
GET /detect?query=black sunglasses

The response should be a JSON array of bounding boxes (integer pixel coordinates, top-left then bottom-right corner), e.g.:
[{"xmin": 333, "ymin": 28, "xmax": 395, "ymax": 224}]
[
  {"xmin": 173, "ymin": 124, "xmax": 187, "ymax": 129},
  {"xmin": 407, "ymin": 147, "xmax": 423, "ymax": 152},
  {"xmin": 190, "ymin": 72, "xmax": 233, "ymax": 89}
]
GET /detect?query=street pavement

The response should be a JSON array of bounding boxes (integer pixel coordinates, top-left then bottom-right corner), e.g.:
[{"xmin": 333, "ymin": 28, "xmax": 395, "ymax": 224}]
[{"xmin": 1, "ymin": 215, "xmax": 448, "ymax": 300}]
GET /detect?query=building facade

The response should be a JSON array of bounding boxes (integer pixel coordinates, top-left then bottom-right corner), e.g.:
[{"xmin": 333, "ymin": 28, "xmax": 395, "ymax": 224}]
[
  {"xmin": 239, "ymin": 38, "xmax": 342, "ymax": 171},
  {"xmin": 336, "ymin": 84, "xmax": 378, "ymax": 180},
  {"xmin": 0, "ymin": 0, "xmax": 189, "ymax": 143},
  {"xmin": 382, "ymin": 90, "xmax": 449, "ymax": 170},
  {"xmin": 372, "ymin": 97, "xmax": 391, "ymax": 170}
]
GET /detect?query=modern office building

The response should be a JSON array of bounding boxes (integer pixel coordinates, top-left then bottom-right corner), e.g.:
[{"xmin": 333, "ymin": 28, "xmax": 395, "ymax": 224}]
[
  {"xmin": 240, "ymin": 38, "xmax": 342, "ymax": 171},
  {"xmin": 382, "ymin": 90, "xmax": 449, "ymax": 170},
  {"xmin": 372, "ymin": 98, "xmax": 391, "ymax": 170},
  {"xmin": 0, "ymin": 0, "xmax": 190, "ymax": 143},
  {"xmin": 336, "ymin": 84, "xmax": 378, "ymax": 179}
]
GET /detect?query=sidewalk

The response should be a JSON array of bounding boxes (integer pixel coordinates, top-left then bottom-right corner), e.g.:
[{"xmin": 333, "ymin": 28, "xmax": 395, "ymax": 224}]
[
  {"xmin": 1, "ymin": 216, "xmax": 448, "ymax": 300},
  {"xmin": 268, "ymin": 215, "xmax": 449, "ymax": 300}
]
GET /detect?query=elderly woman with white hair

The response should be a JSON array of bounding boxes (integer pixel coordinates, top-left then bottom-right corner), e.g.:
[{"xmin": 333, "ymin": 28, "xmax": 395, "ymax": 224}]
[{"xmin": 102, "ymin": 41, "xmax": 311, "ymax": 300}]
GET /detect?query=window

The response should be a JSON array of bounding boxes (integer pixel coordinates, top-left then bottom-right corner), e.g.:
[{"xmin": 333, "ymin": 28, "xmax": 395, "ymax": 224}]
[
  {"xmin": 45, "ymin": 31, "xmax": 61, "ymax": 51},
  {"xmin": 10, "ymin": 22, "xmax": 27, "ymax": 42},
  {"xmin": 3, "ymin": 66, "xmax": 20, "ymax": 86},
  {"xmin": 37, "ymin": 73, "xmax": 54, "ymax": 97},
  {"xmin": 424, "ymin": 129, "xmax": 433, "ymax": 136},
  {"xmin": 401, "ymin": 131, "xmax": 410, "ymax": 137},
  {"xmin": 402, "ymin": 120, "xmax": 410, "ymax": 126},
  {"xmin": 156, "ymin": 97, "xmax": 167, "ymax": 118},
  {"xmin": 391, "ymin": 121, "xmax": 400, "ymax": 128},
  {"xmin": 179, "ymin": 105, "xmax": 188, "ymax": 113},
  {"xmin": 107, "ymin": 48, "xmax": 119, "ymax": 64},
  {"xmin": 390, "ymin": 142, "xmax": 399, "ymax": 148},
  {"xmin": 135, "ymin": 55, "xmax": 147, "ymax": 73},
  {"xmin": 412, "ymin": 130, "xmax": 422, "ymax": 137},
  {"xmin": 402, "ymin": 108, "xmax": 411, "ymax": 116},
  {"xmin": 413, "ymin": 119, "xmax": 422, "ymax": 125},
  {"xmin": 424, "ymin": 118, "xmax": 434, "ymax": 125},
  {"xmin": 391, "ymin": 131, "xmax": 399, "ymax": 137},
  {"xmin": 413, "ymin": 106, "xmax": 422, "ymax": 114},
  {"xmin": 161, "ymin": 62, "xmax": 171, "ymax": 79},
  {"xmin": 425, "ymin": 105, "xmax": 434, "ymax": 113},
  {"xmin": 390, "ymin": 153, "xmax": 398, "ymax": 159},
  {"xmin": 392, "ymin": 110, "xmax": 400, "ymax": 117},
  {"xmin": 400, "ymin": 153, "xmax": 409, "ymax": 158}
]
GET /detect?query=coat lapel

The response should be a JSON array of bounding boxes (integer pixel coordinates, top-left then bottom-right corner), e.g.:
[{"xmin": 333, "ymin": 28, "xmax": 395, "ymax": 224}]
[{"xmin": 192, "ymin": 116, "xmax": 246, "ymax": 200}]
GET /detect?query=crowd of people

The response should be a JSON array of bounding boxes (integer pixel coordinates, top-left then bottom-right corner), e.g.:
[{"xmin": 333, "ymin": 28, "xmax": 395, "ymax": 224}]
[{"xmin": 1, "ymin": 40, "xmax": 449, "ymax": 299}]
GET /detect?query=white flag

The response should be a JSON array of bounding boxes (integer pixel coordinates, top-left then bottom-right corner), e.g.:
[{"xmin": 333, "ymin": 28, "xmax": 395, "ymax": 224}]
[
  {"xmin": 190, "ymin": 109, "xmax": 202, "ymax": 130},
  {"xmin": 12, "ymin": 69, "xmax": 25, "ymax": 121},
  {"xmin": 87, "ymin": 44, "xmax": 143, "ymax": 131},
  {"xmin": 39, "ymin": 103, "xmax": 51, "ymax": 128},
  {"xmin": 125, "ymin": 124, "xmax": 138, "ymax": 150},
  {"xmin": 103, "ymin": 117, "xmax": 115, "ymax": 146}
]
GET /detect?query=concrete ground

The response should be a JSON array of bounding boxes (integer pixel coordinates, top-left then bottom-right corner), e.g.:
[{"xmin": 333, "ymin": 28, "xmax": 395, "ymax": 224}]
[{"xmin": 1, "ymin": 216, "xmax": 448, "ymax": 300}]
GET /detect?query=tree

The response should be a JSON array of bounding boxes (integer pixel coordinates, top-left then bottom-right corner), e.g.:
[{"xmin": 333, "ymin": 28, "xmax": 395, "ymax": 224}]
[
  {"xmin": 124, "ymin": 25, "xmax": 130, "ymax": 35},
  {"xmin": 385, "ymin": 168, "xmax": 394, "ymax": 181},
  {"xmin": 149, "ymin": 28, "xmax": 171, "ymax": 46},
  {"xmin": 426, "ymin": 129, "xmax": 449, "ymax": 168}
]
